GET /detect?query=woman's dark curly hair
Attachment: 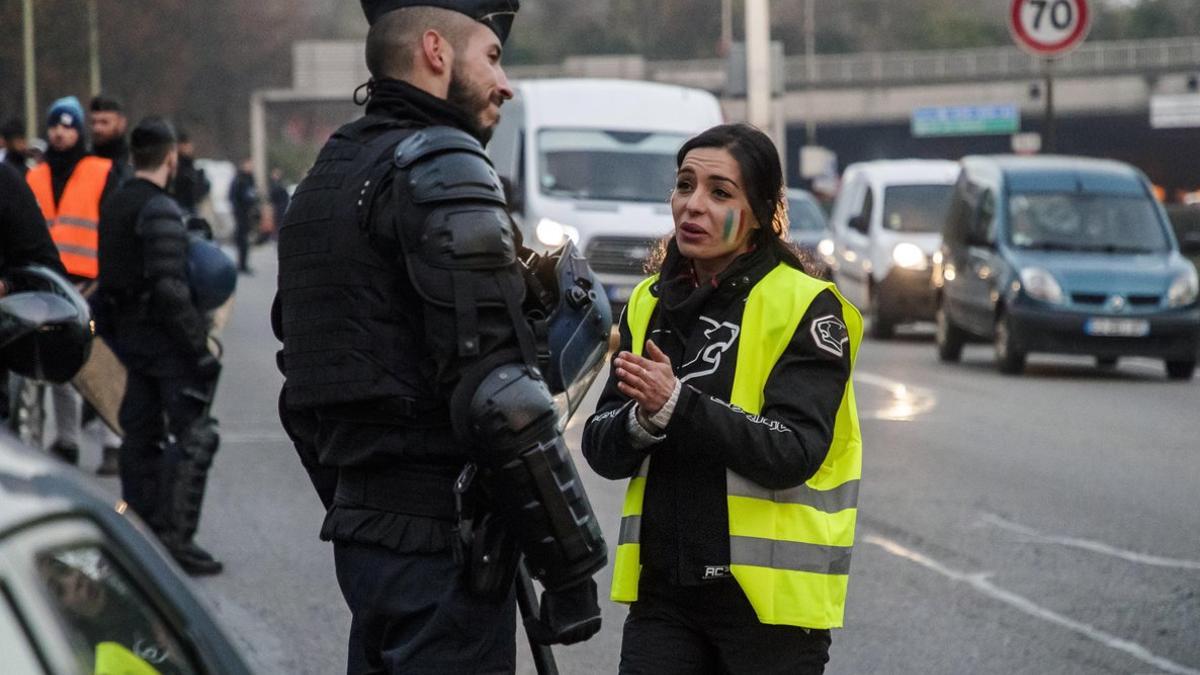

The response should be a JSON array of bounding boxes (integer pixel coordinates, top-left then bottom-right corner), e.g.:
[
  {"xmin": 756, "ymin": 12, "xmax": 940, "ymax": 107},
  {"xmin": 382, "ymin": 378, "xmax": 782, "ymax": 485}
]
[{"xmin": 647, "ymin": 123, "xmax": 818, "ymax": 275}]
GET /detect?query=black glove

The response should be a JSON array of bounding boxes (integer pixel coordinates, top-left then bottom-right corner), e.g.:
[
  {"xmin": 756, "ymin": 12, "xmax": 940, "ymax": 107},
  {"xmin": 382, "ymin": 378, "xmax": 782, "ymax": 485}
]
[{"xmin": 524, "ymin": 578, "xmax": 601, "ymax": 646}]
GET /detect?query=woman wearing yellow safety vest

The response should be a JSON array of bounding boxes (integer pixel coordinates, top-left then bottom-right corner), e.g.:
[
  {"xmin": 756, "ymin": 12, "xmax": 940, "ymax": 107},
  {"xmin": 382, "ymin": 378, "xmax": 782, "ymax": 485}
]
[{"xmin": 582, "ymin": 124, "xmax": 862, "ymax": 674}]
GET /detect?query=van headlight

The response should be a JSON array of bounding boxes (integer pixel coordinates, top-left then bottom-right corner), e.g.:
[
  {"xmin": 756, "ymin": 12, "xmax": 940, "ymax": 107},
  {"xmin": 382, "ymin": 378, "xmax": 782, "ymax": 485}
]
[
  {"xmin": 1019, "ymin": 267, "xmax": 1065, "ymax": 304},
  {"xmin": 891, "ymin": 242, "xmax": 927, "ymax": 270},
  {"xmin": 1167, "ymin": 267, "xmax": 1199, "ymax": 308},
  {"xmin": 817, "ymin": 238, "xmax": 835, "ymax": 257},
  {"xmin": 536, "ymin": 218, "xmax": 580, "ymax": 247}
]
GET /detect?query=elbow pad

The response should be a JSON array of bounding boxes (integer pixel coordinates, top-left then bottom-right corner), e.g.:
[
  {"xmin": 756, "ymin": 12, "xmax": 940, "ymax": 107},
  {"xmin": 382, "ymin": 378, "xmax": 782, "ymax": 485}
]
[{"xmin": 467, "ymin": 363, "xmax": 607, "ymax": 591}]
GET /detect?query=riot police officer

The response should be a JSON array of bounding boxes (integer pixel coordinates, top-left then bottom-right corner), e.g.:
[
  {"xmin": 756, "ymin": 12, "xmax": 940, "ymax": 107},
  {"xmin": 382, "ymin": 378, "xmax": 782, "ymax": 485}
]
[
  {"xmin": 97, "ymin": 117, "xmax": 223, "ymax": 576},
  {"xmin": 273, "ymin": 1, "xmax": 606, "ymax": 672}
]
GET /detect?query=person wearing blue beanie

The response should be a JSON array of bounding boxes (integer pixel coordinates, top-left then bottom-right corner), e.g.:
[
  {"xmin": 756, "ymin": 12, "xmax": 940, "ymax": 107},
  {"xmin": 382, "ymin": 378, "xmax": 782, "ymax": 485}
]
[{"xmin": 46, "ymin": 96, "xmax": 86, "ymax": 136}]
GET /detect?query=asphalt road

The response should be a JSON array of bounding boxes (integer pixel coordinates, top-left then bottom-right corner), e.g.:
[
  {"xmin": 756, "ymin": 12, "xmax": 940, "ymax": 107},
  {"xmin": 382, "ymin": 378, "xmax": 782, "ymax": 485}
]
[{"xmin": 83, "ymin": 244, "xmax": 1200, "ymax": 674}]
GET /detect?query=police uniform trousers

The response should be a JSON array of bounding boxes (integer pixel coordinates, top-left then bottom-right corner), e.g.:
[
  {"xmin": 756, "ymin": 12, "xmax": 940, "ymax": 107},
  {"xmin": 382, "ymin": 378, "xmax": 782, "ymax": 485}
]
[
  {"xmin": 117, "ymin": 367, "xmax": 206, "ymax": 527},
  {"xmin": 333, "ymin": 539, "xmax": 516, "ymax": 675},
  {"xmin": 619, "ymin": 571, "xmax": 831, "ymax": 675}
]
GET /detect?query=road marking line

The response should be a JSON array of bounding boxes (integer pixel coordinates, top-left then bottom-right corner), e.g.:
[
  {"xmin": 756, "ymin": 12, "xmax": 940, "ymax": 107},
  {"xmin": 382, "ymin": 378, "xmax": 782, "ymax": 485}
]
[
  {"xmin": 864, "ymin": 534, "xmax": 1200, "ymax": 675},
  {"xmin": 980, "ymin": 513, "xmax": 1200, "ymax": 571},
  {"xmin": 854, "ymin": 371, "xmax": 938, "ymax": 421}
]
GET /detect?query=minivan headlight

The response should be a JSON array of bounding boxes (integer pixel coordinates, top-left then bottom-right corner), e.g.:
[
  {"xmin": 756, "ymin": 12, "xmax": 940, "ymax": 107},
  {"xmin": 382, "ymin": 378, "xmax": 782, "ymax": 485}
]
[
  {"xmin": 817, "ymin": 238, "xmax": 835, "ymax": 257},
  {"xmin": 1168, "ymin": 267, "xmax": 1199, "ymax": 308},
  {"xmin": 891, "ymin": 242, "xmax": 927, "ymax": 270},
  {"xmin": 1019, "ymin": 267, "xmax": 1065, "ymax": 304},
  {"xmin": 536, "ymin": 218, "xmax": 580, "ymax": 247}
]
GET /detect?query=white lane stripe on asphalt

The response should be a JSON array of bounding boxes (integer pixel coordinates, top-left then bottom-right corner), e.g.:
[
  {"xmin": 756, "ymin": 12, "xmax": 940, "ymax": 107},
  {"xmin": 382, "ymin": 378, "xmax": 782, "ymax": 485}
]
[
  {"xmin": 854, "ymin": 371, "xmax": 938, "ymax": 421},
  {"xmin": 864, "ymin": 534, "xmax": 1200, "ymax": 675},
  {"xmin": 980, "ymin": 513, "xmax": 1200, "ymax": 571}
]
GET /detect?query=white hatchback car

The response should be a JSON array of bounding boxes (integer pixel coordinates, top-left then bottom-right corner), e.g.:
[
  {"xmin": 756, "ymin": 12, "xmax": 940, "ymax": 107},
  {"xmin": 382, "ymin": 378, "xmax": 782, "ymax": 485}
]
[{"xmin": 828, "ymin": 160, "xmax": 960, "ymax": 338}]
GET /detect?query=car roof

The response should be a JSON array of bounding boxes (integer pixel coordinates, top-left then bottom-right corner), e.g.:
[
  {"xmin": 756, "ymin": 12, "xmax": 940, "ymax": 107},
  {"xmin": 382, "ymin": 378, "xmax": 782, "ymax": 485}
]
[
  {"xmin": 516, "ymin": 78, "xmax": 723, "ymax": 134},
  {"xmin": 963, "ymin": 155, "xmax": 1147, "ymax": 194},
  {"xmin": 843, "ymin": 159, "xmax": 960, "ymax": 185},
  {"xmin": 0, "ymin": 433, "xmax": 104, "ymax": 536}
]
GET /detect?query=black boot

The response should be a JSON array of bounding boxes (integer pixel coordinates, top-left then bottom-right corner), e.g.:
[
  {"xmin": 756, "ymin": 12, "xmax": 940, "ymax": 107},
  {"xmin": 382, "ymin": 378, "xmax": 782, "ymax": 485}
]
[
  {"xmin": 96, "ymin": 445, "xmax": 120, "ymax": 475},
  {"xmin": 49, "ymin": 441, "xmax": 79, "ymax": 465},
  {"xmin": 163, "ymin": 538, "xmax": 223, "ymax": 576}
]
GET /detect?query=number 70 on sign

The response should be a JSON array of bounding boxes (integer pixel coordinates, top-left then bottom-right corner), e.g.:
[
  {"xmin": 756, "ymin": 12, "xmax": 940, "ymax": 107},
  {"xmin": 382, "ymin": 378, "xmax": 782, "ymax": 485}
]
[{"xmin": 1009, "ymin": 0, "xmax": 1091, "ymax": 57}]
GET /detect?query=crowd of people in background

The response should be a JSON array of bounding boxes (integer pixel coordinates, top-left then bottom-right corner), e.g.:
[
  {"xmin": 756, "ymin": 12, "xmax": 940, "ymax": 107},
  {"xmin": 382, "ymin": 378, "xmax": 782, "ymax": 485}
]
[{"xmin": 0, "ymin": 92, "xmax": 293, "ymax": 576}]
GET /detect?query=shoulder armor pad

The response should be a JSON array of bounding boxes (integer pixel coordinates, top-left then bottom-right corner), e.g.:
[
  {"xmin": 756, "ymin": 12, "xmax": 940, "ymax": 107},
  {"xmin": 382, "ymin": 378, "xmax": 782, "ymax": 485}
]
[{"xmin": 394, "ymin": 126, "xmax": 506, "ymax": 206}]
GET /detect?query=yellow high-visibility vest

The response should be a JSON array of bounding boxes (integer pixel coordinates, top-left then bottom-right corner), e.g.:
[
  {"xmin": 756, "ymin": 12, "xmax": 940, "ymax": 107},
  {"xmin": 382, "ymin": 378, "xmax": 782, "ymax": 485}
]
[{"xmin": 610, "ymin": 262, "xmax": 863, "ymax": 629}]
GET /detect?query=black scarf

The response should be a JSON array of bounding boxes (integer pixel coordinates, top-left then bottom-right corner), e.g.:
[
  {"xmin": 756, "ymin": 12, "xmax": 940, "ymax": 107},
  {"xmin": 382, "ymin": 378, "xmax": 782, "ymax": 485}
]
[
  {"xmin": 44, "ymin": 143, "xmax": 87, "ymax": 204},
  {"xmin": 656, "ymin": 239, "xmax": 776, "ymax": 331},
  {"xmin": 92, "ymin": 136, "xmax": 129, "ymax": 164},
  {"xmin": 361, "ymin": 78, "xmax": 483, "ymax": 143}
]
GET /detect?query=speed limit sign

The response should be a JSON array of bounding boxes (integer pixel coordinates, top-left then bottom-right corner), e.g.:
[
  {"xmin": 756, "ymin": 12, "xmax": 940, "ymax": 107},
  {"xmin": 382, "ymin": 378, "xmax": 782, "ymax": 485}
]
[{"xmin": 1009, "ymin": 0, "xmax": 1091, "ymax": 57}]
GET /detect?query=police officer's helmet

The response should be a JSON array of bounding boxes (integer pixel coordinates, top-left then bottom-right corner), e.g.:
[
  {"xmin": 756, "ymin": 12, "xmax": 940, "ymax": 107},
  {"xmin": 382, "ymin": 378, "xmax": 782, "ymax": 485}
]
[
  {"xmin": 0, "ymin": 266, "xmax": 94, "ymax": 383},
  {"xmin": 187, "ymin": 234, "xmax": 237, "ymax": 311}
]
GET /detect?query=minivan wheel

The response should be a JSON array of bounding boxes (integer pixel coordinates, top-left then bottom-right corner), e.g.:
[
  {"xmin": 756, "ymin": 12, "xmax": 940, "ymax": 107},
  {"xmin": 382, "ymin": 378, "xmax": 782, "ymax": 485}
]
[
  {"xmin": 994, "ymin": 310, "xmax": 1025, "ymax": 375},
  {"xmin": 1165, "ymin": 359, "xmax": 1196, "ymax": 381},
  {"xmin": 935, "ymin": 301, "xmax": 965, "ymax": 363},
  {"xmin": 868, "ymin": 287, "xmax": 894, "ymax": 340}
]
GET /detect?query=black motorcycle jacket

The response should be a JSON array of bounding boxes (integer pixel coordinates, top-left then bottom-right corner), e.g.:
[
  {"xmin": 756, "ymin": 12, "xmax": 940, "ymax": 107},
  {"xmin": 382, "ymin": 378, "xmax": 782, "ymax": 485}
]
[
  {"xmin": 582, "ymin": 243, "xmax": 852, "ymax": 586},
  {"xmin": 97, "ymin": 178, "xmax": 209, "ymax": 374}
]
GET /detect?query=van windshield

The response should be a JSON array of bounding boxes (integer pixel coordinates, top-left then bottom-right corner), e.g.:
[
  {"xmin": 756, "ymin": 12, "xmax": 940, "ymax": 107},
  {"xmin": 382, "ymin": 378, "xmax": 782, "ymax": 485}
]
[
  {"xmin": 537, "ymin": 129, "xmax": 688, "ymax": 203},
  {"xmin": 1006, "ymin": 192, "xmax": 1170, "ymax": 253},
  {"xmin": 882, "ymin": 184, "xmax": 956, "ymax": 232}
]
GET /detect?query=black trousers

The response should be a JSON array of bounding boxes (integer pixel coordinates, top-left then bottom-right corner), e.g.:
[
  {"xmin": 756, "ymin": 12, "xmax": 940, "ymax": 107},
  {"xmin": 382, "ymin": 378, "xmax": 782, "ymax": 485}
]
[
  {"xmin": 333, "ymin": 540, "xmax": 516, "ymax": 675},
  {"xmin": 619, "ymin": 575, "xmax": 832, "ymax": 675},
  {"xmin": 118, "ymin": 368, "xmax": 206, "ymax": 527},
  {"xmin": 234, "ymin": 216, "xmax": 251, "ymax": 270}
]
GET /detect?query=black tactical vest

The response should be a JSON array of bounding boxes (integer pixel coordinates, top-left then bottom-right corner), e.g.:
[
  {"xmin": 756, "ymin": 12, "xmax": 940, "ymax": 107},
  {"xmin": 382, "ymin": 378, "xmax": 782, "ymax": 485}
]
[{"xmin": 276, "ymin": 116, "xmax": 433, "ymax": 409}]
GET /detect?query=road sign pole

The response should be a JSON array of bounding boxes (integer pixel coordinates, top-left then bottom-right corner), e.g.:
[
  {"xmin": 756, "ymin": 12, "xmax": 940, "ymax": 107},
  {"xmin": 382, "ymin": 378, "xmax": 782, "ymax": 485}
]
[
  {"xmin": 23, "ymin": 0, "xmax": 36, "ymax": 141},
  {"xmin": 1043, "ymin": 59, "xmax": 1055, "ymax": 154}
]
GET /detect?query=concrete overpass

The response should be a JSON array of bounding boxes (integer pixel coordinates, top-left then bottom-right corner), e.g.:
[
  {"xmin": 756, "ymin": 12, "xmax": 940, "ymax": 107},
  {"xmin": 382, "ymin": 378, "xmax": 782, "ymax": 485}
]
[{"xmin": 253, "ymin": 38, "xmax": 1200, "ymax": 189}]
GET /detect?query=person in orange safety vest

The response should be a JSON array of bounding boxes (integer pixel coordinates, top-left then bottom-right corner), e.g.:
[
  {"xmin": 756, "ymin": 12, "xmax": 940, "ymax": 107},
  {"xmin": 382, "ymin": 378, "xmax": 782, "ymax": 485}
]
[{"xmin": 25, "ymin": 96, "xmax": 119, "ymax": 467}]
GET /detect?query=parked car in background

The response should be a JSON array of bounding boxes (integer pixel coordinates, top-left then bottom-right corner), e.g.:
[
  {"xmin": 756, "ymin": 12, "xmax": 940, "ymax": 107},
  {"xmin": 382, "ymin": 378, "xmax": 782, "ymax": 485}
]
[
  {"xmin": 0, "ymin": 433, "xmax": 254, "ymax": 674},
  {"xmin": 487, "ymin": 79, "xmax": 724, "ymax": 307},
  {"xmin": 933, "ymin": 155, "xmax": 1200, "ymax": 380},
  {"xmin": 786, "ymin": 187, "xmax": 833, "ymax": 279},
  {"xmin": 828, "ymin": 159, "xmax": 960, "ymax": 338}
]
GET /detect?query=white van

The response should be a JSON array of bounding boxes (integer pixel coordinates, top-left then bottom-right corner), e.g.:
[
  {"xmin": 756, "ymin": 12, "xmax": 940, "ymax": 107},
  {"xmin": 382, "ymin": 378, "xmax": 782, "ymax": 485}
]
[
  {"xmin": 828, "ymin": 159, "xmax": 960, "ymax": 338},
  {"xmin": 487, "ymin": 79, "xmax": 724, "ymax": 305}
]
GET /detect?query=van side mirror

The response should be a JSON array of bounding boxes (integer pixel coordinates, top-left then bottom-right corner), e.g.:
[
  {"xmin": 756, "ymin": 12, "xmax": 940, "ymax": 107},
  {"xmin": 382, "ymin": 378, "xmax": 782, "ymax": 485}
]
[
  {"xmin": 499, "ymin": 176, "xmax": 523, "ymax": 216},
  {"xmin": 967, "ymin": 190, "xmax": 996, "ymax": 247},
  {"xmin": 848, "ymin": 214, "xmax": 867, "ymax": 234}
]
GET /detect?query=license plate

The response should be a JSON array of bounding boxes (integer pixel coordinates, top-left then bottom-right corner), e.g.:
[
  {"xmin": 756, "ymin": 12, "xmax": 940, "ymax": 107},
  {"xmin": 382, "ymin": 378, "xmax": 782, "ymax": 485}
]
[
  {"xmin": 1084, "ymin": 318, "xmax": 1150, "ymax": 337},
  {"xmin": 607, "ymin": 285, "xmax": 634, "ymax": 303}
]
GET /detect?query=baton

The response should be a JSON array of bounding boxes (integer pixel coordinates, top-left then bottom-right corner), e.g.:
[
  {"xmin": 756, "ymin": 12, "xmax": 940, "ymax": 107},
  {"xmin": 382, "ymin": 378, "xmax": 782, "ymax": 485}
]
[{"xmin": 516, "ymin": 561, "xmax": 560, "ymax": 675}]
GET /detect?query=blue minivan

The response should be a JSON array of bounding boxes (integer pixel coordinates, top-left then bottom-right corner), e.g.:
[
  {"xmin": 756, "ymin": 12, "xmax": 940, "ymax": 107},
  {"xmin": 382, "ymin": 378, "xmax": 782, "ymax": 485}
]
[{"xmin": 933, "ymin": 155, "xmax": 1200, "ymax": 380}]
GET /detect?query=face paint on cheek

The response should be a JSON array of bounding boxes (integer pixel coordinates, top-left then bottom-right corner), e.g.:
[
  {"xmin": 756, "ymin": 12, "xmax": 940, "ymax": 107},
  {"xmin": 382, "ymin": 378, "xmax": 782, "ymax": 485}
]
[{"xmin": 723, "ymin": 208, "xmax": 742, "ymax": 242}]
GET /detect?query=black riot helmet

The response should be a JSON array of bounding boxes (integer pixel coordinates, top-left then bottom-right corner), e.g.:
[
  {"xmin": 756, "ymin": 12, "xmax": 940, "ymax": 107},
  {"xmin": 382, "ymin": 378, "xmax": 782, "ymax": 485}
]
[
  {"xmin": 0, "ymin": 266, "xmax": 94, "ymax": 383},
  {"xmin": 360, "ymin": 0, "xmax": 520, "ymax": 44},
  {"xmin": 522, "ymin": 240, "xmax": 613, "ymax": 422}
]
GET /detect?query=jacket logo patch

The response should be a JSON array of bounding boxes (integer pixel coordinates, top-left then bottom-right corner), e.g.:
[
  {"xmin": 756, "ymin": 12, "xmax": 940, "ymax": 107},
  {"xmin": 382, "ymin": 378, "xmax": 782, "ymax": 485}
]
[
  {"xmin": 680, "ymin": 316, "xmax": 740, "ymax": 384},
  {"xmin": 703, "ymin": 565, "xmax": 731, "ymax": 579},
  {"xmin": 811, "ymin": 315, "xmax": 849, "ymax": 357}
]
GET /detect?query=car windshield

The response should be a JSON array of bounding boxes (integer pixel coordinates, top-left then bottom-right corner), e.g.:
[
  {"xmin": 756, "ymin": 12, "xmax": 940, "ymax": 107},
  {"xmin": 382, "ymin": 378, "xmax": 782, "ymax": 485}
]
[
  {"xmin": 788, "ymin": 197, "xmax": 827, "ymax": 233},
  {"xmin": 537, "ymin": 129, "xmax": 688, "ymax": 203},
  {"xmin": 1006, "ymin": 192, "xmax": 1170, "ymax": 253},
  {"xmin": 882, "ymin": 184, "xmax": 956, "ymax": 233}
]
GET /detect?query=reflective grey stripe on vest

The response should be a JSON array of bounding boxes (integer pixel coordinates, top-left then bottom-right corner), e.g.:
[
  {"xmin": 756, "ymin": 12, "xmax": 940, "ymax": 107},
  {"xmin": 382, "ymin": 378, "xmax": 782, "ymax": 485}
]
[
  {"xmin": 730, "ymin": 535, "xmax": 853, "ymax": 575},
  {"xmin": 727, "ymin": 471, "xmax": 859, "ymax": 514},
  {"xmin": 54, "ymin": 216, "xmax": 98, "ymax": 229},
  {"xmin": 618, "ymin": 515, "xmax": 641, "ymax": 545},
  {"xmin": 53, "ymin": 243, "xmax": 98, "ymax": 259}
]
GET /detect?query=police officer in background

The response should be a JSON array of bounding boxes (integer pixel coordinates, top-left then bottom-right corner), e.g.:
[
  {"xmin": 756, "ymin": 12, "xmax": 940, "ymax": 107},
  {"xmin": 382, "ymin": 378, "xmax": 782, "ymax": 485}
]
[
  {"xmin": 274, "ymin": 1, "xmax": 606, "ymax": 672},
  {"xmin": 97, "ymin": 117, "xmax": 223, "ymax": 576}
]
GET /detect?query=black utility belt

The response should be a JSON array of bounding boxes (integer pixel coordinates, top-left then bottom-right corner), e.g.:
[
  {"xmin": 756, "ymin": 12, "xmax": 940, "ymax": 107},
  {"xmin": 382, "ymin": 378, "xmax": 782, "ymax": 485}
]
[{"xmin": 334, "ymin": 467, "xmax": 461, "ymax": 520}]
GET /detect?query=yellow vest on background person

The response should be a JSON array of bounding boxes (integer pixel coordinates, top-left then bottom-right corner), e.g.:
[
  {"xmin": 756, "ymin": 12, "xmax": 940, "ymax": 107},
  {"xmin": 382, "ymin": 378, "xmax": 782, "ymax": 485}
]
[
  {"xmin": 26, "ymin": 156, "xmax": 112, "ymax": 279},
  {"xmin": 610, "ymin": 262, "xmax": 864, "ymax": 629}
]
